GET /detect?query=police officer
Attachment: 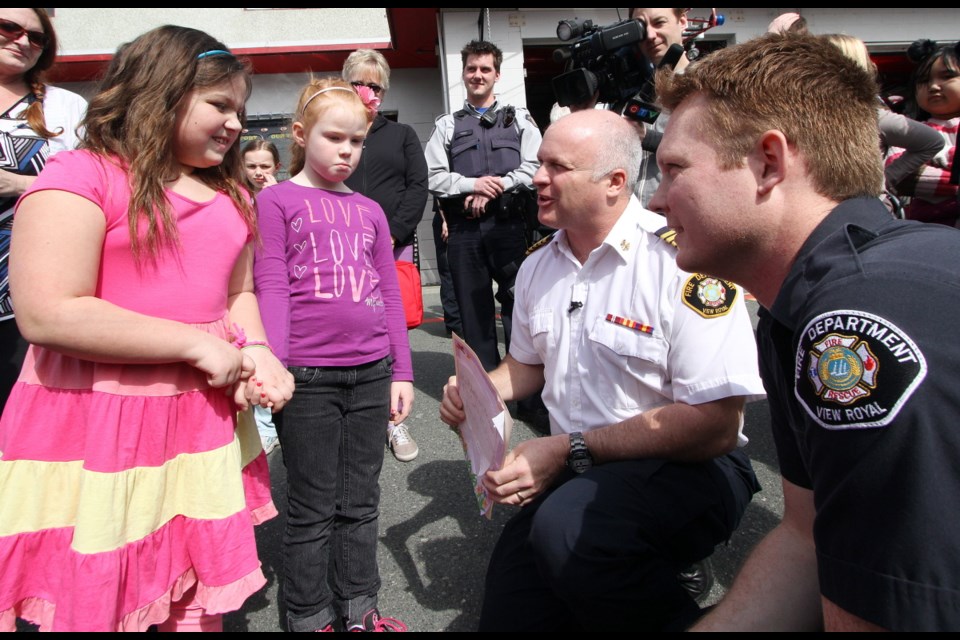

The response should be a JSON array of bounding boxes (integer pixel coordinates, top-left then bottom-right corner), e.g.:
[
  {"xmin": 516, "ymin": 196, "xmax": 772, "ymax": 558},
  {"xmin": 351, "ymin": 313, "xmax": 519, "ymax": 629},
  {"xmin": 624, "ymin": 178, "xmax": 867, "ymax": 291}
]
[
  {"xmin": 651, "ymin": 34, "xmax": 960, "ymax": 631},
  {"xmin": 425, "ymin": 40, "xmax": 542, "ymax": 372}
]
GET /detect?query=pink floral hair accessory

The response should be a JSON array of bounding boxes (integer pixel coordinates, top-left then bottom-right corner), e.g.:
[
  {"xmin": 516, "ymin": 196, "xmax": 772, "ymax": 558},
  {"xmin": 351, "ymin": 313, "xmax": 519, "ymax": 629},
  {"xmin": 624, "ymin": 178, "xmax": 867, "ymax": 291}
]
[{"xmin": 354, "ymin": 84, "xmax": 382, "ymax": 117}]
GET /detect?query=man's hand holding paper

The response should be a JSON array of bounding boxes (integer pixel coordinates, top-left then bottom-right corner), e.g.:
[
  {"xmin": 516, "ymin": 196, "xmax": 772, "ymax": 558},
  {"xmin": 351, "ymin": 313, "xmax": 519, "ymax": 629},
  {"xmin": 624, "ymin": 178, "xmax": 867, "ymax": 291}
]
[{"xmin": 442, "ymin": 334, "xmax": 513, "ymax": 517}]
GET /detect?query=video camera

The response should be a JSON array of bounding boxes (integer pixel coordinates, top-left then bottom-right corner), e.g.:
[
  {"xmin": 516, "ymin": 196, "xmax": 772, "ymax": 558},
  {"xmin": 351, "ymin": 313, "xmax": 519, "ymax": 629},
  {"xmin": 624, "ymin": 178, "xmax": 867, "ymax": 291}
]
[
  {"xmin": 551, "ymin": 18, "xmax": 657, "ymax": 120},
  {"xmin": 551, "ymin": 11, "xmax": 725, "ymax": 125}
]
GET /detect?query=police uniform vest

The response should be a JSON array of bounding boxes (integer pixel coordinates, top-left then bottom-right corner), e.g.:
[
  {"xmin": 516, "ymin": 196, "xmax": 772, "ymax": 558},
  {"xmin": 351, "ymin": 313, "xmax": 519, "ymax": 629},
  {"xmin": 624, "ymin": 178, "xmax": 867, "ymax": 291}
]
[{"xmin": 449, "ymin": 106, "xmax": 522, "ymax": 179}]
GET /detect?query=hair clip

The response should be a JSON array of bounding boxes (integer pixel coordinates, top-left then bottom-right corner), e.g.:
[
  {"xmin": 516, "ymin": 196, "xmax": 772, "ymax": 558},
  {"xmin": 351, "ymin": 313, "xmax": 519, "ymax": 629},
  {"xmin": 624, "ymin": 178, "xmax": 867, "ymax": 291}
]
[
  {"xmin": 352, "ymin": 84, "xmax": 382, "ymax": 116},
  {"xmin": 906, "ymin": 39, "xmax": 938, "ymax": 65},
  {"xmin": 197, "ymin": 49, "xmax": 233, "ymax": 60}
]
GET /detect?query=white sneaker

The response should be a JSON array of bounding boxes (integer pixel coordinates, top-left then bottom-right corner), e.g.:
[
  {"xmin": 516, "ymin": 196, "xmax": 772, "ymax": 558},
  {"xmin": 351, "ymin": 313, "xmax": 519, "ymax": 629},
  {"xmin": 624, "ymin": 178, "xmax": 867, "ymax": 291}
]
[
  {"xmin": 261, "ymin": 435, "xmax": 280, "ymax": 456},
  {"xmin": 387, "ymin": 423, "xmax": 418, "ymax": 462}
]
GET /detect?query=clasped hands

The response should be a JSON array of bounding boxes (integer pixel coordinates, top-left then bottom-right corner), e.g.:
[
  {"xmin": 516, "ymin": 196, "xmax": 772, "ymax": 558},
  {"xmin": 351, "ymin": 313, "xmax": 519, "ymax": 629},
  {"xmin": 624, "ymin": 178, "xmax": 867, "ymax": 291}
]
[{"xmin": 464, "ymin": 176, "xmax": 505, "ymax": 218}]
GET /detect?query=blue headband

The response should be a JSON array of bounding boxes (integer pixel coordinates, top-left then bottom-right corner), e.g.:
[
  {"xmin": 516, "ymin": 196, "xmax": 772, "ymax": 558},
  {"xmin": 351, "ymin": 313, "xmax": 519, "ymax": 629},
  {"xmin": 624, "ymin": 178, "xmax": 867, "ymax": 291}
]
[{"xmin": 197, "ymin": 50, "xmax": 232, "ymax": 60}]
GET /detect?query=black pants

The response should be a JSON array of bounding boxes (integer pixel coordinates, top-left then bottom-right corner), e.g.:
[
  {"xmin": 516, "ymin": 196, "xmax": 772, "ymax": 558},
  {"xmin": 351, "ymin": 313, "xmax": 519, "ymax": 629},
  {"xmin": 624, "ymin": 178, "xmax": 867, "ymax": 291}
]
[
  {"xmin": 432, "ymin": 209, "xmax": 462, "ymax": 335},
  {"xmin": 446, "ymin": 214, "xmax": 526, "ymax": 372},
  {"xmin": 478, "ymin": 451, "xmax": 760, "ymax": 632},
  {"xmin": 274, "ymin": 358, "xmax": 393, "ymax": 631},
  {"xmin": 0, "ymin": 319, "xmax": 28, "ymax": 415}
]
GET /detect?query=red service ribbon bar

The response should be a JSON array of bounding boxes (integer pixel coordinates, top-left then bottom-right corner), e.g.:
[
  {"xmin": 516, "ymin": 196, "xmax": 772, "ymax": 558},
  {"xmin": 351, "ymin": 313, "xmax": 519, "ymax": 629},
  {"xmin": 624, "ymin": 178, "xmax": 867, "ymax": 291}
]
[{"xmin": 605, "ymin": 314, "xmax": 654, "ymax": 335}]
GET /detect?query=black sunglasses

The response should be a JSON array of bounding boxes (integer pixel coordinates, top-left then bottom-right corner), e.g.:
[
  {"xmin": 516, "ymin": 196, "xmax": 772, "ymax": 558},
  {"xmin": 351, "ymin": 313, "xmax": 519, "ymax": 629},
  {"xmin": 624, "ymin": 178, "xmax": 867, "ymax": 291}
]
[
  {"xmin": 350, "ymin": 80, "xmax": 384, "ymax": 95},
  {"xmin": 0, "ymin": 18, "xmax": 48, "ymax": 50}
]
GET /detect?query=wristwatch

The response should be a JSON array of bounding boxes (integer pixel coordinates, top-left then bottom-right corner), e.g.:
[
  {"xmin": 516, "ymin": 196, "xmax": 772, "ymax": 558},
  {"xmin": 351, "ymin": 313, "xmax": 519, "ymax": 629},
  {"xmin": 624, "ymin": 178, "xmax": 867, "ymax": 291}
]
[{"xmin": 566, "ymin": 432, "xmax": 594, "ymax": 474}]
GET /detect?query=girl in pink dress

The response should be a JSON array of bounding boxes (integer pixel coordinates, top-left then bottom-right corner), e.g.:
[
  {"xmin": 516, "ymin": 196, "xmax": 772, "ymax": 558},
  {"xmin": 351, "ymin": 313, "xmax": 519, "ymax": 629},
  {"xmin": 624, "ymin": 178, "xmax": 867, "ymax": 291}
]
[{"xmin": 0, "ymin": 26, "xmax": 293, "ymax": 632}]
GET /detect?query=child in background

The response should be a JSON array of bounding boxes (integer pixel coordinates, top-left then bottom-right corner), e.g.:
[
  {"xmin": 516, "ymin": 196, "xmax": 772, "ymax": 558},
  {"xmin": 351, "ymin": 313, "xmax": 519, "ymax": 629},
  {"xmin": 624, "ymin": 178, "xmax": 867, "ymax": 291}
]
[
  {"xmin": 242, "ymin": 138, "xmax": 281, "ymax": 194},
  {"xmin": 0, "ymin": 26, "xmax": 293, "ymax": 632},
  {"xmin": 242, "ymin": 138, "xmax": 284, "ymax": 455},
  {"xmin": 254, "ymin": 77, "xmax": 413, "ymax": 632},
  {"xmin": 821, "ymin": 34, "xmax": 945, "ymax": 197},
  {"xmin": 889, "ymin": 39, "xmax": 959, "ymax": 226}
]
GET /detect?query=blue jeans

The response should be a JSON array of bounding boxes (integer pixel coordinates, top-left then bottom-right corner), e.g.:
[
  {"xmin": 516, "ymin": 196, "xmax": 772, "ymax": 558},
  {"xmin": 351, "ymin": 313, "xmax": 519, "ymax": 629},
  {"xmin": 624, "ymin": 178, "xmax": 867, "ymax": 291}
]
[
  {"xmin": 254, "ymin": 405, "xmax": 278, "ymax": 440},
  {"xmin": 274, "ymin": 357, "xmax": 393, "ymax": 631}
]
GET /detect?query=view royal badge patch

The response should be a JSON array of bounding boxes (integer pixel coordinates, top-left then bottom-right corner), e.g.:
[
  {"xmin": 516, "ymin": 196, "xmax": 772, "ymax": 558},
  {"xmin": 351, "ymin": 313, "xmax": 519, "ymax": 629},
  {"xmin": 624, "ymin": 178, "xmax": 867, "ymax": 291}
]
[
  {"xmin": 682, "ymin": 275, "xmax": 738, "ymax": 319},
  {"xmin": 796, "ymin": 310, "xmax": 926, "ymax": 430}
]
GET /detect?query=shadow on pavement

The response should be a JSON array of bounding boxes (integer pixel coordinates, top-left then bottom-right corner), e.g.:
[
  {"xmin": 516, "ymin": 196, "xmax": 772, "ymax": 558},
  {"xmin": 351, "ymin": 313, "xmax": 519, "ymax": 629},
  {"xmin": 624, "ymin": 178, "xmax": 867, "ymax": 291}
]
[{"xmin": 380, "ymin": 460, "xmax": 517, "ymax": 632}]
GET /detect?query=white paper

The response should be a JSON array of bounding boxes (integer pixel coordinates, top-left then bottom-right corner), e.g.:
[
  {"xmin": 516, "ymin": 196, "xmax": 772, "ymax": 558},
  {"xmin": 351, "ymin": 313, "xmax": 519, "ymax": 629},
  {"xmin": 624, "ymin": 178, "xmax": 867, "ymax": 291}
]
[{"xmin": 452, "ymin": 333, "xmax": 513, "ymax": 518}]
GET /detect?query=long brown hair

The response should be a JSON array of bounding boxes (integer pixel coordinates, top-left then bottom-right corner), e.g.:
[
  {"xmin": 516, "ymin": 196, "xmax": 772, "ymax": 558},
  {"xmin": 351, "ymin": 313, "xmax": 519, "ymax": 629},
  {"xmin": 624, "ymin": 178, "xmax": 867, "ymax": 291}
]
[
  {"xmin": 18, "ymin": 8, "xmax": 62, "ymax": 139},
  {"xmin": 81, "ymin": 25, "xmax": 255, "ymax": 258}
]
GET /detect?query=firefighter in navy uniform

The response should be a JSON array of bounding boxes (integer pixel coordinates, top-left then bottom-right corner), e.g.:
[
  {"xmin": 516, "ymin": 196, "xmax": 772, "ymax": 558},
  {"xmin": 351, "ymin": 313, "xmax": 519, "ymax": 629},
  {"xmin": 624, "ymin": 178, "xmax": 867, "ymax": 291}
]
[
  {"xmin": 649, "ymin": 34, "xmax": 960, "ymax": 631},
  {"xmin": 425, "ymin": 39, "xmax": 542, "ymax": 372}
]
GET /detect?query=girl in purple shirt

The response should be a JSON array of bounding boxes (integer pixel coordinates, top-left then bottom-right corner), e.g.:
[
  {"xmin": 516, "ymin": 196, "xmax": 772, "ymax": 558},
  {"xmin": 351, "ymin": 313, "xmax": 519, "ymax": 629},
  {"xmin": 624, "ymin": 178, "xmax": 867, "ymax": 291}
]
[{"xmin": 254, "ymin": 77, "xmax": 412, "ymax": 632}]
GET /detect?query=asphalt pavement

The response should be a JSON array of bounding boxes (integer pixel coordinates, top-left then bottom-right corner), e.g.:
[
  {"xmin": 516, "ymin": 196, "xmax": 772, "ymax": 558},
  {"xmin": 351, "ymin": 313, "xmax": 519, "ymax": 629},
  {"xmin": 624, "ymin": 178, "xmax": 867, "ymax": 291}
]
[{"xmin": 218, "ymin": 285, "xmax": 785, "ymax": 632}]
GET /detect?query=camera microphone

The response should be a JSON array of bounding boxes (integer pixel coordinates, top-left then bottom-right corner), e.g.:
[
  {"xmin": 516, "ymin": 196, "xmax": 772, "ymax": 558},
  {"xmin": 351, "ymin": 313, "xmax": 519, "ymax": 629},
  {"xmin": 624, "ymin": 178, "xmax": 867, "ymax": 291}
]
[
  {"xmin": 622, "ymin": 43, "xmax": 688, "ymax": 126},
  {"xmin": 568, "ymin": 301, "xmax": 584, "ymax": 314},
  {"xmin": 659, "ymin": 43, "xmax": 685, "ymax": 70}
]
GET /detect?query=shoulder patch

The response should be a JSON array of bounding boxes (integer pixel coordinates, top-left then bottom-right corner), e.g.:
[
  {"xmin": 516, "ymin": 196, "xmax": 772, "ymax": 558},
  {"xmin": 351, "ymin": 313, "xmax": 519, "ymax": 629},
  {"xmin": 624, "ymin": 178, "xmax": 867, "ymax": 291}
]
[
  {"xmin": 656, "ymin": 226, "xmax": 678, "ymax": 248},
  {"xmin": 526, "ymin": 232, "xmax": 556, "ymax": 256},
  {"xmin": 795, "ymin": 309, "xmax": 927, "ymax": 430},
  {"xmin": 682, "ymin": 275, "xmax": 738, "ymax": 319}
]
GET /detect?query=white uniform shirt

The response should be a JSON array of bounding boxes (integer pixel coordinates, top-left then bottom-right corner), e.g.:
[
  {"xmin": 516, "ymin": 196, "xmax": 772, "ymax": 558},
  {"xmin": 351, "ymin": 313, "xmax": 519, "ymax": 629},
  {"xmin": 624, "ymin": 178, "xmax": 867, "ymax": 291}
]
[{"xmin": 510, "ymin": 196, "xmax": 765, "ymax": 438}]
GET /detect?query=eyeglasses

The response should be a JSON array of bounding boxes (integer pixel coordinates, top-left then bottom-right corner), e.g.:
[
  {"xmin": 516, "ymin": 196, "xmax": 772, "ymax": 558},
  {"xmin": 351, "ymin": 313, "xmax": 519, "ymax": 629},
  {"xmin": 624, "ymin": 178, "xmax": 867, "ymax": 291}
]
[
  {"xmin": 350, "ymin": 81, "xmax": 384, "ymax": 95},
  {"xmin": 0, "ymin": 19, "xmax": 48, "ymax": 50}
]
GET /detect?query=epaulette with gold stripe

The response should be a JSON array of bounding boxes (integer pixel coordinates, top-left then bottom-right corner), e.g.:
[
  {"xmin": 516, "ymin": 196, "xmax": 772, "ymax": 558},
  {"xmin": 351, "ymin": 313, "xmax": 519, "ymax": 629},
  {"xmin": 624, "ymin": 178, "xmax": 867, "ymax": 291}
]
[
  {"xmin": 656, "ymin": 226, "xmax": 678, "ymax": 248},
  {"xmin": 526, "ymin": 233, "xmax": 556, "ymax": 256}
]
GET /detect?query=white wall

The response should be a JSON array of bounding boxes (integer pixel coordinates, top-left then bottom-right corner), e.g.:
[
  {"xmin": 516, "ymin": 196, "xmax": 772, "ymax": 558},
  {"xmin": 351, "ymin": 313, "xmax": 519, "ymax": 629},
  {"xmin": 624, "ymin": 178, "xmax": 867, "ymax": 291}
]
[{"xmin": 51, "ymin": 8, "xmax": 390, "ymax": 56}]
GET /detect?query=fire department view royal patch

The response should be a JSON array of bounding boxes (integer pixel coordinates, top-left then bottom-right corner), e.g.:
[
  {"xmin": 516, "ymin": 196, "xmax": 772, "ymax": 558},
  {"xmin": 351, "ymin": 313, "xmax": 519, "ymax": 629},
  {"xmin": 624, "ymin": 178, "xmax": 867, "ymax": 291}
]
[
  {"xmin": 682, "ymin": 275, "xmax": 738, "ymax": 319},
  {"xmin": 796, "ymin": 310, "xmax": 927, "ymax": 430}
]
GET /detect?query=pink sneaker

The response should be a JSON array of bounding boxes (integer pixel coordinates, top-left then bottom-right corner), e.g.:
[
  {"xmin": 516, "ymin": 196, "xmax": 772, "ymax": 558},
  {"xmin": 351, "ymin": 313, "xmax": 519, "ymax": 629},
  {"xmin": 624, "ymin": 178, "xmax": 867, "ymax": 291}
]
[{"xmin": 347, "ymin": 609, "xmax": 407, "ymax": 632}]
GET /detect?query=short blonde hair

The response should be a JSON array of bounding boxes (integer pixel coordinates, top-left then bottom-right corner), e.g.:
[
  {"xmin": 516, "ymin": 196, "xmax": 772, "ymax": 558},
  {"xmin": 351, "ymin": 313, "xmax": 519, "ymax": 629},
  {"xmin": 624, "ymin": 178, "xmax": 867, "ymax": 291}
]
[
  {"xmin": 342, "ymin": 49, "xmax": 391, "ymax": 92},
  {"xmin": 822, "ymin": 34, "xmax": 876, "ymax": 77}
]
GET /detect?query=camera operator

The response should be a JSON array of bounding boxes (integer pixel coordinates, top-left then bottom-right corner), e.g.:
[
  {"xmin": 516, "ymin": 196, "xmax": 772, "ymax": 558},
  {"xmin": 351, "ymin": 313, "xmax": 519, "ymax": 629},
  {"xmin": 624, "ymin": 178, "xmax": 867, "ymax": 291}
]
[
  {"xmin": 561, "ymin": 9, "xmax": 690, "ymax": 207},
  {"xmin": 629, "ymin": 8, "xmax": 690, "ymax": 206}
]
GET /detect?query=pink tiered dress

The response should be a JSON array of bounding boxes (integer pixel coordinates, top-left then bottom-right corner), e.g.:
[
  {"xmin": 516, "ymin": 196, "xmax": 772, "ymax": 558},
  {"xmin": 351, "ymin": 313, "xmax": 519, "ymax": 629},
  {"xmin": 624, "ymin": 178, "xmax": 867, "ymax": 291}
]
[{"xmin": 0, "ymin": 151, "xmax": 275, "ymax": 632}]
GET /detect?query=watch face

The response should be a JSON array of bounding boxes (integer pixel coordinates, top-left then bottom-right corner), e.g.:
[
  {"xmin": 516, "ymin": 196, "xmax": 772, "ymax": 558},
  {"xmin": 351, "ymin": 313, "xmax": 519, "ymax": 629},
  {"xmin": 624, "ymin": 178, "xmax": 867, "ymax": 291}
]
[{"xmin": 570, "ymin": 455, "xmax": 592, "ymax": 474}]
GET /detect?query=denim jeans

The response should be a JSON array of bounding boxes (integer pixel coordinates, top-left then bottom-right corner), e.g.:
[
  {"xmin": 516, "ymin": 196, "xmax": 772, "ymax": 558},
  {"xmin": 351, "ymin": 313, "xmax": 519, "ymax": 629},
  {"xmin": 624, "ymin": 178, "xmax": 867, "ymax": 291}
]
[
  {"xmin": 275, "ymin": 356, "xmax": 393, "ymax": 631},
  {"xmin": 253, "ymin": 405, "xmax": 278, "ymax": 440}
]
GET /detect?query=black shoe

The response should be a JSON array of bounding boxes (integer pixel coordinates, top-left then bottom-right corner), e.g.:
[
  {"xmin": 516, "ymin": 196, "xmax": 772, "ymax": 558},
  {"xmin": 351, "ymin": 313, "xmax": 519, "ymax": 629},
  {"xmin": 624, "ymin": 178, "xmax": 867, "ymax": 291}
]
[{"xmin": 678, "ymin": 559, "xmax": 715, "ymax": 605}]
